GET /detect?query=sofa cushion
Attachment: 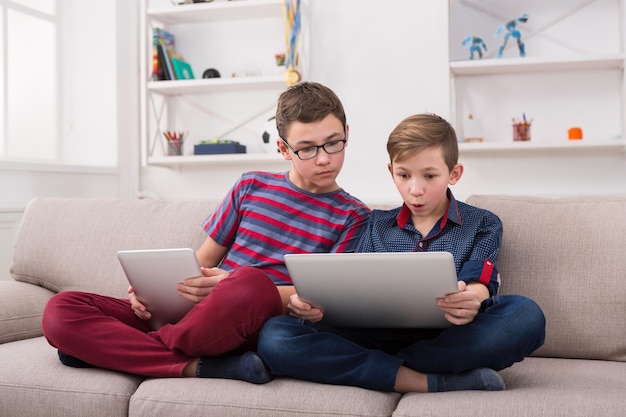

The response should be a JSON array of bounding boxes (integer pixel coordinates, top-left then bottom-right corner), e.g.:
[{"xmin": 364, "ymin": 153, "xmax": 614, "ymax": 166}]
[
  {"xmin": 0, "ymin": 280, "xmax": 54, "ymax": 343},
  {"xmin": 10, "ymin": 197, "xmax": 215, "ymax": 298},
  {"xmin": 0, "ymin": 336, "xmax": 143, "ymax": 417},
  {"xmin": 130, "ymin": 377, "xmax": 401, "ymax": 417},
  {"xmin": 392, "ymin": 357, "xmax": 626, "ymax": 417},
  {"xmin": 466, "ymin": 195, "xmax": 626, "ymax": 362}
]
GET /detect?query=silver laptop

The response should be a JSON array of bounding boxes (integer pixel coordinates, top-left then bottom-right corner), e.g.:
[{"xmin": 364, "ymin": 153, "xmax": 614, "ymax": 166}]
[
  {"xmin": 117, "ymin": 248, "xmax": 202, "ymax": 330},
  {"xmin": 285, "ymin": 252, "xmax": 459, "ymax": 328}
]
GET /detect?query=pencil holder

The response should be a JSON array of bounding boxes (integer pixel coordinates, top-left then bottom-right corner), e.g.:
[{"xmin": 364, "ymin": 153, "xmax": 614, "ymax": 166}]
[
  {"xmin": 167, "ymin": 140, "xmax": 184, "ymax": 155},
  {"xmin": 513, "ymin": 122, "xmax": 531, "ymax": 141}
]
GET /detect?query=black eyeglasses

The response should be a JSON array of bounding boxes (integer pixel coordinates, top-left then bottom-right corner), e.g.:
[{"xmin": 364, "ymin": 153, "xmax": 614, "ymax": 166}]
[{"xmin": 281, "ymin": 138, "xmax": 346, "ymax": 160}]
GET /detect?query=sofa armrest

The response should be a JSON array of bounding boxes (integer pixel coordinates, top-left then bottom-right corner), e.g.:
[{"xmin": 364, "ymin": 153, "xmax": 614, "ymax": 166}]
[{"xmin": 0, "ymin": 280, "xmax": 55, "ymax": 344}]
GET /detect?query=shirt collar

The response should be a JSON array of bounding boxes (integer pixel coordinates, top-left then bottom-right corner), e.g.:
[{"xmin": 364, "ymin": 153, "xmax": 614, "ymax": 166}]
[{"xmin": 396, "ymin": 188, "xmax": 463, "ymax": 229}]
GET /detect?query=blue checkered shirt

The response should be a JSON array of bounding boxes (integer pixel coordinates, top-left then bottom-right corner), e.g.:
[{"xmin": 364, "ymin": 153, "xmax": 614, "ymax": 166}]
[{"xmin": 355, "ymin": 190, "xmax": 502, "ymax": 295}]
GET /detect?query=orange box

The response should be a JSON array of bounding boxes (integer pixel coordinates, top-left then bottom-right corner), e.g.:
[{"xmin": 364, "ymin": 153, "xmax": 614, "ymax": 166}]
[{"xmin": 568, "ymin": 127, "xmax": 583, "ymax": 140}]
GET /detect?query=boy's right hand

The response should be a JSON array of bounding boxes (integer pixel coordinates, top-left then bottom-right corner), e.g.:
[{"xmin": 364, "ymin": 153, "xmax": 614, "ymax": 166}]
[
  {"xmin": 287, "ymin": 293, "xmax": 324, "ymax": 323},
  {"xmin": 128, "ymin": 285, "xmax": 152, "ymax": 321}
]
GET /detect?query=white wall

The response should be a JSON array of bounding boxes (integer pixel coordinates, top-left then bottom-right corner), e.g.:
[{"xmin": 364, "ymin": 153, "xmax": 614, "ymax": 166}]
[
  {"xmin": 139, "ymin": 1, "xmax": 451, "ymax": 205},
  {"xmin": 139, "ymin": 1, "xmax": 626, "ymax": 204}
]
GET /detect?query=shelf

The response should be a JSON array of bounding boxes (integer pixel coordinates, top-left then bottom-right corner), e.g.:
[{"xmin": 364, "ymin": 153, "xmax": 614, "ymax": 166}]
[
  {"xmin": 458, "ymin": 139, "xmax": 626, "ymax": 154},
  {"xmin": 147, "ymin": 0, "xmax": 282, "ymax": 24},
  {"xmin": 147, "ymin": 76, "xmax": 287, "ymax": 95},
  {"xmin": 450, "ymin": 55, "xmax": 625, "ymax": 76},
  {"xmin": 148, "ymin": 152, "xmax": 289, "ymax": 167}
]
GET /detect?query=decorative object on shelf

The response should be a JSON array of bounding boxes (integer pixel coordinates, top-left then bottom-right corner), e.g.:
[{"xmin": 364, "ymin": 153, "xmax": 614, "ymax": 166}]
[
  {"xmin": 282, "ymin": 0, "xmax": 302, "ymax": 86},
  {"xmin": 495, "ymin": 13, "xmax": 528, "ymax": 58},
  {"xmin": 512, "ymin": 114, "xmax": 532, "ymax": 141},
  {"xmin": 462, "ymin": 36, "xmax": 487, "ymax": 60},
  {"xmin": 463, "ymin": 114, "xmax": 484, "ymax": 142},
  {"xmin": 275, "ymin": 53, "xmax": 286, "ymax": 66},
  {"xmin": 568, "ymin": 127, "xmax": 583, "ymax": 140},
  {"xmin": 164, "ymin": 130, "xmax": 187, "ymax": 155},
  {"xmin": 194, "ymin": 139, "xmax": 247, "ymax": 155},
  {"xmin": 172, "ymin": 58, "xmax": 194, "ymax": 79},
  {"xmin": 262, "ymin": 116, "xmax": 280, "ymax": 153},
  {"xmin": 202, "ymin": 68, "xmax": 221, "ymax": 78}
]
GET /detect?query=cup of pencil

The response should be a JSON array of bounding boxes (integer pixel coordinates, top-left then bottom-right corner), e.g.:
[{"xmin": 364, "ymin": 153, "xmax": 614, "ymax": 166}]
[
  {"xmin": 512, "ymin": 114, "xmax": 532, "ymax": 142},
  {"xmin": 164, "ymin": 131, "xmax": 186, "ymax": 155}
]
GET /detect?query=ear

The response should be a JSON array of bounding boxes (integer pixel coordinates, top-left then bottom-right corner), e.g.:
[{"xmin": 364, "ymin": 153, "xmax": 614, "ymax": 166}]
[
  {"xmin": 448, "ymin": 163, "xmax": 464, "ymax": 185},
  {"xmin": 277, "ymin": 139, "xmax": 292, "ymax": 160},
  {"xmin": 344, "ymin": 123, "xmax": 350, "ymax": 146},
  {"xmin": 387, "ymin": 162, "xmax": 394, "ymax": 177}
]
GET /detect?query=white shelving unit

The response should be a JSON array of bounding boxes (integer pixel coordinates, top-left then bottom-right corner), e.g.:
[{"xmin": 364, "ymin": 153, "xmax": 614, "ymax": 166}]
[
  {"xmin": 147, "ymin": 152, "xmax": 286, "ymax": 167},
  {"xmin": 458, "ymin": 138, "xmax": 626, "ymax": 154},
  {"xmin": 450, "ymin": 54, "xmax": 624, "ymax": 76},
  {"xmin": 449, "ymin": 0, "xmax": 626, "ymax": 155},
  {"xmin": 139, "ymin": 0, "xmax": 305, "ymax": 167}
]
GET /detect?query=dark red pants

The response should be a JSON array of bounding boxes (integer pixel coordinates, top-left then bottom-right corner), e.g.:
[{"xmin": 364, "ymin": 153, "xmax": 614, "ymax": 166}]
[{"xmin": 42, "ymin": 266, "xmax": 284, "ymax": 377}]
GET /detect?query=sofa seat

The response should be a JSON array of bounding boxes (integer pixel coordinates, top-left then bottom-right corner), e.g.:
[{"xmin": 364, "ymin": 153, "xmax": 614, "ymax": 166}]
[
  {"xmin": 6, "ymin": 337, "xmax": 624, "ymax": 417},
  {"xmin": 393, "ymin": 357, "xmax": 626, "ymax": 417},
  {"xmin": 0, "ymin": 336, "xmax": 143, "ymax": 417},
  {"xmin": 130, "ymin": 378, "xmax": 400, "ymax": 417}
]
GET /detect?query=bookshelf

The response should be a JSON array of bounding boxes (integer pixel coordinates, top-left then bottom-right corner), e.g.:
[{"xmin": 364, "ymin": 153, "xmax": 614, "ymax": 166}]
[
  {"xmin": 139, "ymin": 0, "xmax": 307, "ymax": 167},
  {"xmin": 449, "ymin": 0, "xmax": 626, "ymax": 152}
]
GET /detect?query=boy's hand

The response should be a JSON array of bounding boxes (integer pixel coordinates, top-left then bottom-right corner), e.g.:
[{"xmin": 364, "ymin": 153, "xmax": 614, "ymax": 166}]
[
  {"xmin": 436, "ymin": 281, "xmax": 484, "ymax": 326},
  {"xmin": 176, "ymin": 267, "xmax": 229, "ymax": 303},
  {"xmin": 287, "ymin": 293, "xmax": 324, "ymax": 323},
  {"xmin": 128, "ymin": 285, "xmax": 151, "ymax": 321}
]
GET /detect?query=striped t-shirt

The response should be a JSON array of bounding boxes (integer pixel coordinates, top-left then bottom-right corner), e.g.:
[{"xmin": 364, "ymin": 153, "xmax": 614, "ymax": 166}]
[{"xmin": 202, "ymin": 171, "xmax": 371, "ymax": 285}]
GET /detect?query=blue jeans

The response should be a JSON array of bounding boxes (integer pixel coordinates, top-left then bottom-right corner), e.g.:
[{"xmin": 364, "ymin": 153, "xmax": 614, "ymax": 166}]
[{"xmin": 258, "ymin": 295, "xmax": 545, "ymax": 392}]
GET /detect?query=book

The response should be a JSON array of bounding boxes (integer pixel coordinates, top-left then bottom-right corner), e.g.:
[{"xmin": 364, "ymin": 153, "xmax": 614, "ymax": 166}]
[
  {"xmin": 159, "ymin": 40, "xmax": 175, "ymax": 80},
  {"xmin": 156, "ymin": 42, "xmax": 172, "ymax": 80},
  {"xmin": 151, "ymin": 31, "xmax": 161, "ymax": 80},
  {"xmin": 153, "ymin": 28, "xmax": 177, "ymax": 80},
  {"xmin": 172, "ymin": 57, "xmax": 194, "ymax": 80}
]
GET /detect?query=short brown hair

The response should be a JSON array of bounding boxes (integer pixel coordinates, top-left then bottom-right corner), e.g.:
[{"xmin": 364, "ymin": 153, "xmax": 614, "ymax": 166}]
[
  {"xmin": 387, "ymin": 113, "xmax": 458, "ymax": 172},
  {"xmin": 275, "ymin": 82, "xmax": 346, "ymax": 142}
]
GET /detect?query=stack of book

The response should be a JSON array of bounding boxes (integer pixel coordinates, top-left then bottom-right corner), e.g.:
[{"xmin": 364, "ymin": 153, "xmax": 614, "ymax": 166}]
[{"xmin": 152, "ymin": 28, "xmax": 195, "ymax": 81}]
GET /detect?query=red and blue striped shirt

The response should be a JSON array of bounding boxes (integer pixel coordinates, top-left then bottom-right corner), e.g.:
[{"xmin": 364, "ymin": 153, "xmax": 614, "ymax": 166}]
[{"xmin": 203, "ymin": 171, "xmax": 371, "ymax": 285}]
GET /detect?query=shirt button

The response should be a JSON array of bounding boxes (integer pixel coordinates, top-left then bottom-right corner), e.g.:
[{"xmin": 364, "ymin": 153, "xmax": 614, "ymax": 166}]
[{"xmin": 418, "ymin": 242, "xmax": 424, "ymax": 248}]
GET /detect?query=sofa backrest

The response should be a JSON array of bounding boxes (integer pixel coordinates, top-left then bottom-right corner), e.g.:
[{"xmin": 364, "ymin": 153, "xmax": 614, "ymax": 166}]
[
  {"xmin": 10, "ymin": 197, "xmax": 215, "ymax": 298},
  {"xmin": 466, "ymin": 195, "xmax": 626, "ymax": 362},
  {"xmin": 11, "ymin": 195, "xmax": 626, "ymax": 363}
]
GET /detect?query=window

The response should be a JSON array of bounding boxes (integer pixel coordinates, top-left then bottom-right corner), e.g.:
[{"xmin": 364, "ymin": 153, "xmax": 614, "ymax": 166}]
[
  {"xmin": 1, "ymin": 0, "xmax": 57, "ymax": 161},
  {"xmin": 0, "ymin": 0, "xmax": 118, "ymax": 168}
]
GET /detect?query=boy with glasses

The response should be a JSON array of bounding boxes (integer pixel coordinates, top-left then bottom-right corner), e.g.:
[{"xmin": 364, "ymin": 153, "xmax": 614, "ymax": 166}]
[{"xmin": 42, "ymin": 82, "xmax": 370, "ymax": 384}]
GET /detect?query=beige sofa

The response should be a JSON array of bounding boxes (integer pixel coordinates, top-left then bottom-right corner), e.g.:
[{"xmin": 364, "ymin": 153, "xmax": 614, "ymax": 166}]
[{"xmin": 1, "ymin": 195, "xmax": 625, "ymax": 417}]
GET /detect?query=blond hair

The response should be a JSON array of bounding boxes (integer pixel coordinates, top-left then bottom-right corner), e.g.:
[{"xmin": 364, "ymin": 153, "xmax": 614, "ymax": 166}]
[{"xmin": 387, "ymin": 113, "xmax": 458, "ymax": 172}]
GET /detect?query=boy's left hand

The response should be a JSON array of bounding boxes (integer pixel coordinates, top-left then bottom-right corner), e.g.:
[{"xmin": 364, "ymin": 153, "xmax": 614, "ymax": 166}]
[
  {"xmin": 177, "ymin": 267, "xmax": 229, "ymax": 303},
  {"xmin": 436, "ymin": 281, "xmax": 484, "ymax": 326}
]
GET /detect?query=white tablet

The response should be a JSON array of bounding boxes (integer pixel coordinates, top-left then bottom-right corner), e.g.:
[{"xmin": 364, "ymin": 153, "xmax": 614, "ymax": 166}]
[
  {"xmin": 117, "ymin": 248, "xmax": 201, "ymax": 330},
  {"xmin": 285, "ymin": 251, "xmax": 459, "ymax": 328}
]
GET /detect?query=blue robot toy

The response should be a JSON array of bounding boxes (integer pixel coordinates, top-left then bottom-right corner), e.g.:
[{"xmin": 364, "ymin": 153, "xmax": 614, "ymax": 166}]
[
  {"xmin": 462, "ymin": 36, "xmax": 487, "ymax": 60},
  {"xmin": 495, "ymin": 14, "xmax": 528, "ymax": 58}
]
